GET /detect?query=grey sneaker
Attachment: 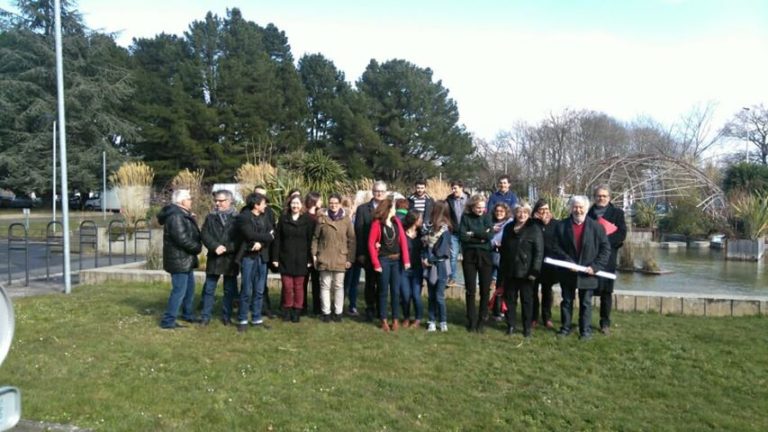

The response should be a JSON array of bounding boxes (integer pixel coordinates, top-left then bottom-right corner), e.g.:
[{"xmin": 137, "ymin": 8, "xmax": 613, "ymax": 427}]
[
  {"xmin": 439, "ymin": 322, "xmax": 448, "ymax": 332},
  {"xmin": 427, "ymin": 321, "xmax": 436, "ymax": 332}
]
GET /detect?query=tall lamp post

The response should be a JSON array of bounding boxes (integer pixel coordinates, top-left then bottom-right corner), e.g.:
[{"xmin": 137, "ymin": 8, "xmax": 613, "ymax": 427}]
[{"xmin": 54, "ymin": 0, "xmax": 72, "ymax": 294}]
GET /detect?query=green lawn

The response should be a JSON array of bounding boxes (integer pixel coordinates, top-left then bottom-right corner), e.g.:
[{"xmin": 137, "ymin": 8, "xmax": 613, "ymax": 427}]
[{"xmin": 1, "ymin": 282, "xmax": 766, "ymax": 431}]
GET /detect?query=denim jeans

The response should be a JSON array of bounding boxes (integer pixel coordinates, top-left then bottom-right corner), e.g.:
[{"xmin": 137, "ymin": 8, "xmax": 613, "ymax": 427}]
[
  {"xmin": 560, "ymin": 284, "xmax": 595, "ymax": 336},
  {"xmin": 427, "ymin": 260, "xmax": 448, "ymax": 323},
  {"xmin": 239, "ymin": 256, "xmax": 267, "ymax": 324},
  {"xmin": 378, "ymin": 256, "xmax": 401, "ymax": 320},
  {"xmin": 160, "ymin": 271, "xmax": 196, "ymax": 328},
  {"xmin": 344, "ymin": 263, "xmax": 362, "ymax": 311},
  {"xmin": 200, "ymin": 274, "xmax": 238, "ymax": 321},
  {"xmin": 449, "ymin": 233, "xmax": 460, "ymax": 280},
  {"xmin": 400, "ymin": 267, "xmax": 423, "ymax": 320}
]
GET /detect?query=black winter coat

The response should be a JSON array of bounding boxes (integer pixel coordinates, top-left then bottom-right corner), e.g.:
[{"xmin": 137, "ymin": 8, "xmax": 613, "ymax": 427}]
[
  {"xmin": 270, "ymin": 213, "xmax": 315, "ymax": 276},
  {"xmin": 533, "ymin": 217, "xmax": 560, "ymax": 284},
  {"xmin": 499, "ymin": 219, "xmax": 544, "ymax": 281},
  {"xmin": 354, "ymin": 200, "xmax": 376, "ymax": 259},
  {"xmin": 551, "ymin": 216, "xmax": 611, "ymax": 290},
  {"xmin": 157, "ymin": 204, "xmax": 202, "ymax": 274},
  {"xmin": 234, "ymin": 210, "xmax": 274, "ymax": 262},
  {"xmin": 587, "ymin": 203, "xmax": 627, "ymax": 272},
  {"xmin": 201, "ymin": 210, "xmax": 239, "ymax": 276}
]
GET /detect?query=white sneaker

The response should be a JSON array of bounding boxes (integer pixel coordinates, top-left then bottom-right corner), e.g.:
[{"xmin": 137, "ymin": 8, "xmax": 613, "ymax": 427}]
[
  {"xmin": 427, "ymin": 321, "xmax": 436, "ymax": 332},
  {"xmin": 439, "ymin": 322, "xmax": 448, "ymax": 332}
]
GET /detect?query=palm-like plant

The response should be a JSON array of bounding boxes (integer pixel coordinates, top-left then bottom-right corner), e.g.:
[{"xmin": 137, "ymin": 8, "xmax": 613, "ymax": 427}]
[{"xmin": 730, "ymin": 191, "xmax": 768, "ymax": 239}]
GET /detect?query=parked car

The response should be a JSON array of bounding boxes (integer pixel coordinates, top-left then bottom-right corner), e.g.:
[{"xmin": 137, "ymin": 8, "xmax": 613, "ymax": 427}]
[{"xmin": 0, "ymin": 196, "xmax": 40, "ymax": 209}]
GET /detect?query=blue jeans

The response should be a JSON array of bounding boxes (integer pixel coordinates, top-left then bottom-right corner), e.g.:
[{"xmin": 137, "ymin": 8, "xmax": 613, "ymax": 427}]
[
  {"xmin": 378, "ymin": 256, "xmax": 401, "ymax": 320},
  {"xmin": 560, "ymin": 284, "xmax": 594, "ymax": 336},
  {"xmin": 160, "ymin": 271, "xmax": 196, "ymax": 328},
  {"xmin": 200, "ymin": 274, "xmax": 238, "ymax": 321},
  {"xmin": 427, "ymin": 261, "xmax": 448, "ymax": 323},
  {"xmin": 400, "ymin": 267, "xmax": 423, "ymax": 320},
  {"xmin": 344, "ymin": 263, "xmax": 362, "ymax": 311},
  {"xmin": 449, "ymin": 233, "xmax": 460, "ymax": 280},
  {"xmin": 239, "ymin": 256, "xmax": 268, "ymax": 324}
]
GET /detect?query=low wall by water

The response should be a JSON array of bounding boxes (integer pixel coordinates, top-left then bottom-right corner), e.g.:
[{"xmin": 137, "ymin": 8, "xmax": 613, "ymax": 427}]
[{"xmin": 80, "ymin": 262, "xmax": 768, "ymax": 318}]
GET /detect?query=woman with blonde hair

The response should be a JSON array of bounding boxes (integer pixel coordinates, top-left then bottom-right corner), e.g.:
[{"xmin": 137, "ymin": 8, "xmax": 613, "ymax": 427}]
[{"xmin": 368, "ymin": 198, "xmax": 411, "ymax": 331}]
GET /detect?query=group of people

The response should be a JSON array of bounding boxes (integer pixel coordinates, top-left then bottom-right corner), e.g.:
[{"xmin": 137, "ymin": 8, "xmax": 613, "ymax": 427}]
[{"xmin": 158, "ymin": 176, "xmax": 626, "ymax": 340}]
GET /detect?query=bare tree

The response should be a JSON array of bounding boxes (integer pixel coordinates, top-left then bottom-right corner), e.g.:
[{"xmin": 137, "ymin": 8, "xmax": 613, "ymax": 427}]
[
  {"xmin": 672, "ymin": 101, "xmax": 723, "ymax": 162},
  {"xmin": 627, "ymin": 116, "xmax": 677, "ymax": 156},
  {"xmin": 721, "ymin": 104, "xmax": 768, "ymax": 165}
]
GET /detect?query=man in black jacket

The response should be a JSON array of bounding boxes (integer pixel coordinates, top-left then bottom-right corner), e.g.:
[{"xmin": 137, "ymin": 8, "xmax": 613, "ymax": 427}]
[
  {"xmin": 158, "ymin": 189, "xmax": 202, "ymax": 329},
  {"xmin": 587, "ymin": 185, "xmax": 627, "ymax": 336},
  {"xmin": 355, "ymin": 181, "xmax": 387, "ymax": 321},
  {"xmin": 552, "ymin": 195, "xmax": 611, "ymax": 340},
  {"xmin": 199, "ymin": 190, "xmax": 239, "ymax": 326}
]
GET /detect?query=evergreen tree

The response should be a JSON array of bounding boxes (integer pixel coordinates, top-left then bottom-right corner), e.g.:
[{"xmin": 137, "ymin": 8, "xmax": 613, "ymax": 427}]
[
  {"xmin": 0, "ymin": 0, "xmax": 134, "ymax": 193},
  {"xmin": 357, "ymin": 59, "xmax": 475, "ymax": 183}
]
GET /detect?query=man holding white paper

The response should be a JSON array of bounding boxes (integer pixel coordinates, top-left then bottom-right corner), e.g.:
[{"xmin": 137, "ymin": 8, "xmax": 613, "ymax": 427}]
[
  {"xmin": 551, "ymin": 195, "xmax": 611, "ymax": 340},
  {"xmin": 588, "ymin": 185, "xmax": 627, "ymax": 336}
]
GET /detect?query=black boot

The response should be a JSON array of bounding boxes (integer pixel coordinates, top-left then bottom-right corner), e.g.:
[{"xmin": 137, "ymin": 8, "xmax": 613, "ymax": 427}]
[
  {"xmin": 282, "ymin": 309, "xmax": 291, "ymax": 322},
  {"xmin": 291, "ymin": 308, "xmax": 300, "ymax": 323}
]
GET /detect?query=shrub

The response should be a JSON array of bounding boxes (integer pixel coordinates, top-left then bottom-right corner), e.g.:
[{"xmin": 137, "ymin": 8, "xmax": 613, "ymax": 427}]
[
  {"xmin": 109, "ymin": 162, "xmax": 154, "ymax": 226},
  {"xmin": 633, "ymin": 201, "xmax": 658, "ymax": 228},
  {"xmin": 657, "ymin": 197, "xmax": 716, "ymax": 239},
  {"xmin": 722, "ymin": 162, "xmax": 768, "ymax": 194},
  {"xmin": 539, "ymin": 192, "xmax": 569, "ymax": 220},
  {"xmin": 729, "ymin": 191, "xmax": 768, "ymax": 239}
]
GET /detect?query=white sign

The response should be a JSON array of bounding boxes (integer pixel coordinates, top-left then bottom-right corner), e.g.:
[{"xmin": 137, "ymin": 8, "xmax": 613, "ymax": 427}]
[{"xmin": 0, "ymin": 387, "xmax": 20, "ymax": 431}]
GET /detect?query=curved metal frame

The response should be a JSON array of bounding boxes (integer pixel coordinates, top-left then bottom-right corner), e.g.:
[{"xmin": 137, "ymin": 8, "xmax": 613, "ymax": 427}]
[
  {"xmin": 107, "ymin": 219, "xmax": 127, "ymax": 265},
  {"xmin": 567, "ymin": 153, "xmax": 727, "ymax": 218},
  {"xmin": 79, "ymin": 220, "xmax": 99, "ymax": 271},
  {"xmin": 45, "ymin": 221, "xmax": 64, "ymax": 281},
  {"xmin": 133, "ymin": 218, "xmax": 152, "ymax": 262},
  {"xmin": 7, "ymin": 223, "xmax": 29, "ymax": 286}
]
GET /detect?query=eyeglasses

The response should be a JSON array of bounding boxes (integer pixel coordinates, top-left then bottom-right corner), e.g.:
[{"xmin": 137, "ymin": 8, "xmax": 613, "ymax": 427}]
[
  {"xmin": 537, "ymin": 207, "xmax": 550, "ymax": 212},
  {"xmin": 214, "ymin": 199, "xmax": 228, "ymax": 203}
]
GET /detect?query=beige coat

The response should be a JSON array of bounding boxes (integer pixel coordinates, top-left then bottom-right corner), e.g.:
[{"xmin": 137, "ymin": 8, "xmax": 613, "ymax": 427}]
[{"xmin": 312, "ymin": 208, "xmax": 356, "ymax": 272}]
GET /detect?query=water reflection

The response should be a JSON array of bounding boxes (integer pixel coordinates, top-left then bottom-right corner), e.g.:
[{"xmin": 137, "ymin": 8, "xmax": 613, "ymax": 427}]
[{"xmin": 618, "ymin": 247, "xmax": 768, "ymax": 296}]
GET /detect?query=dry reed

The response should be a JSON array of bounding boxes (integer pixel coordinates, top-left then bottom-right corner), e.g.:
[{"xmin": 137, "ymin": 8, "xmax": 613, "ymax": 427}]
[
  {"xmin": 235, "ymin": 162, "xmax": 277, "ymax": 198},
  {"xmin": 170, "ymin": 168, "xmax": 208, "ymax": 223},
  {"xmin": 109, "ymin": 162, "xmax": 154, "ymax": 226}
]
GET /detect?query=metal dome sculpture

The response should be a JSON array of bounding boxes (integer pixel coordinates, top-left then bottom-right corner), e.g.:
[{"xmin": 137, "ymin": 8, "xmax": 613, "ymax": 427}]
[{"xmin": 568, "ymin": 154, "xmax": 727, "ymax": 218}]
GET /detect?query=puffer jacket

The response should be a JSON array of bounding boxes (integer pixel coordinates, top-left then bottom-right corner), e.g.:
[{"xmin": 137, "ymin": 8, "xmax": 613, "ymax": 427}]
[
  {"xmin": 157, "ymin": 204, "xmax": 202, "ymax": 273},
  {"xmin": 312, "ymin": 208, "xmax": 355, "ymax": 272}
]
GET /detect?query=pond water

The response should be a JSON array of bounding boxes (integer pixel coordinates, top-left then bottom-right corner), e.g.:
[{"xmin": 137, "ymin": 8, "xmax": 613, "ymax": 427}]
[{"xmin": 617, "ymin": 248, "xmax": 768, "ymax": 297}]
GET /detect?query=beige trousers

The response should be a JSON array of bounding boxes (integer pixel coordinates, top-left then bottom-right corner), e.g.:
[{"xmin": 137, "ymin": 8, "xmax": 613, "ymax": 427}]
[{"xmin": 320, "ymin": 271, "xmax": 345, "ymax": 315}]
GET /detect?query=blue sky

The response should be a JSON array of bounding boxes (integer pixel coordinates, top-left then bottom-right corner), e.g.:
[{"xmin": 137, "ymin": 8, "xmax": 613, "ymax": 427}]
[{"xmin": 2, "ymin": 0, "xmax": 767, "ymax": 142}]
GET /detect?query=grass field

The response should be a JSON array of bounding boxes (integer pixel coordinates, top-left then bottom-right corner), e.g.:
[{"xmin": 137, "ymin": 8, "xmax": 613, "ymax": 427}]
[{"xmin": 1, "ymin": 282, "xmax": 766, "ymax": 431}]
